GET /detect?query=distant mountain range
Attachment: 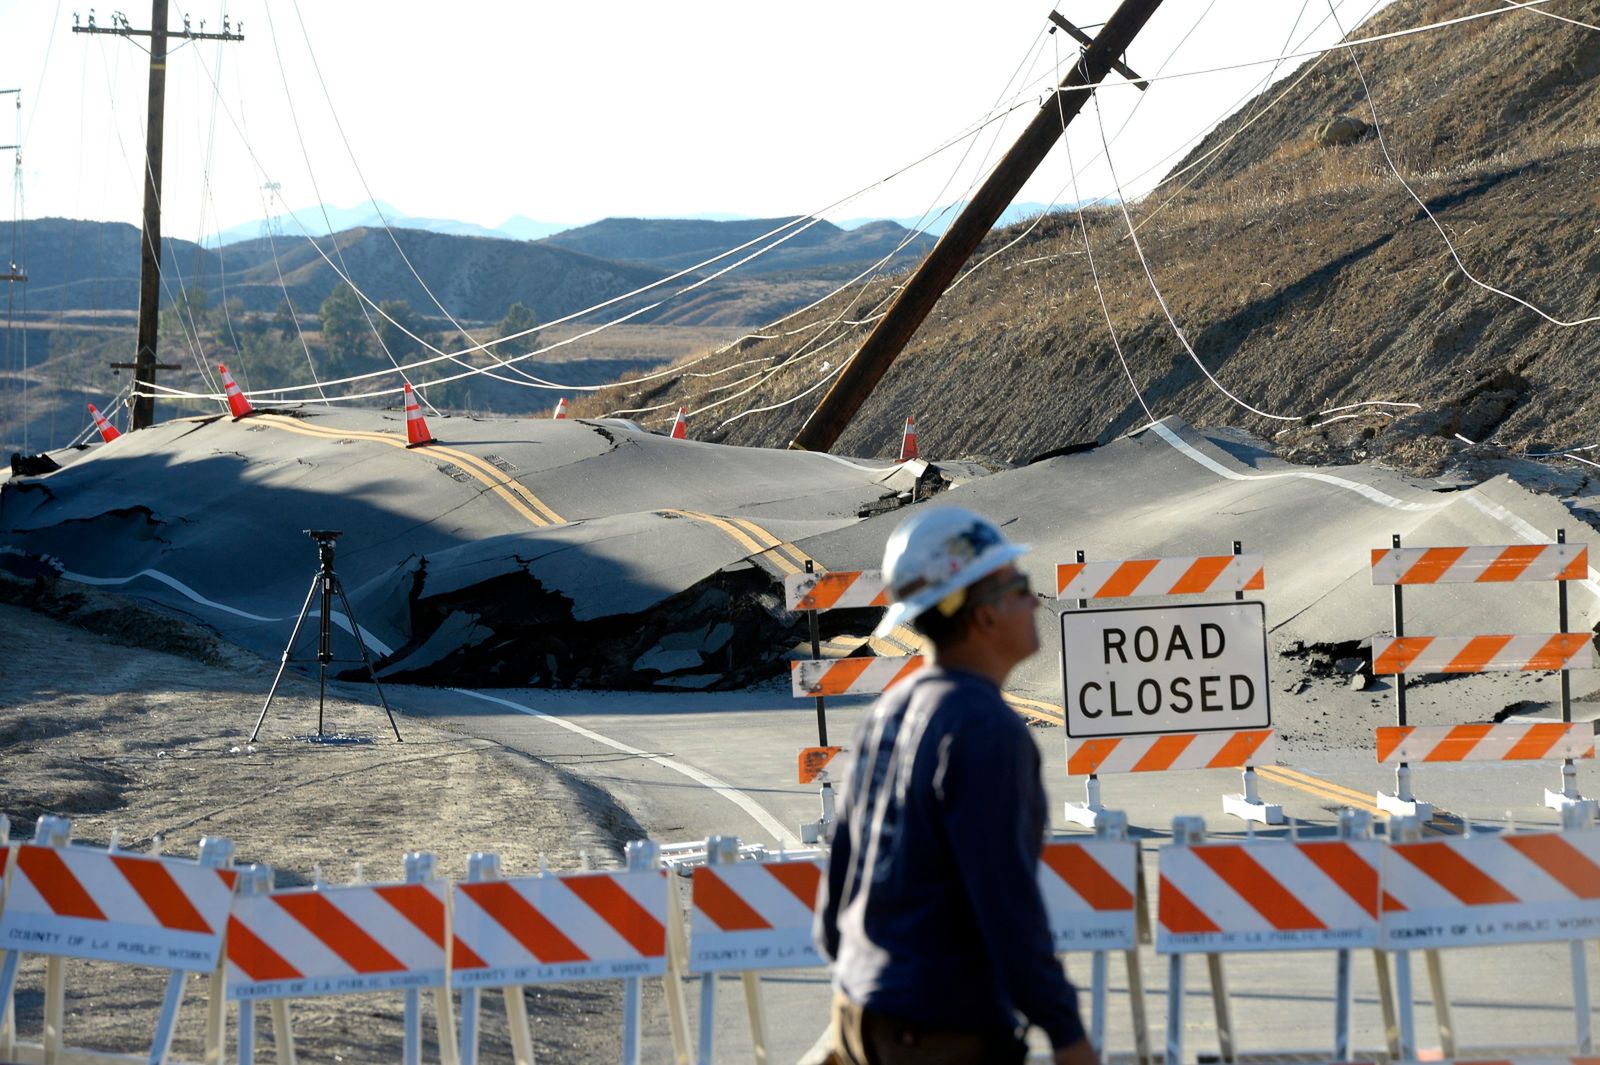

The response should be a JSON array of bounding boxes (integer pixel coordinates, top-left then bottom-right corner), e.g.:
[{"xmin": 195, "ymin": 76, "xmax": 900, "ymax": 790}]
[
  {"xmin": 207, "ymin": 200, "xmax": 1062, "ymax": 247},
  {"xmin": 208, "ymin": 203, "xmax": 572, "ymax": 247},
  {"xmin": 13, "ymin": 211, "xmax": 950, "ymax": 326}
]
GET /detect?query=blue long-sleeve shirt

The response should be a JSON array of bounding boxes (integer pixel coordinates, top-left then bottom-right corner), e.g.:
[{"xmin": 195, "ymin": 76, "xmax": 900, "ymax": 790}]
[{"xmin": 815, "ymin": 665, "xmax": 1087, "ymax": 1049}]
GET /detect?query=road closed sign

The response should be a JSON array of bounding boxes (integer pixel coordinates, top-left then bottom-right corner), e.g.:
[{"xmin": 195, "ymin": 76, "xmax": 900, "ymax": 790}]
[{"xmin": 1060, "ymin": 601, "xmax": 1271, "ymax": 738}]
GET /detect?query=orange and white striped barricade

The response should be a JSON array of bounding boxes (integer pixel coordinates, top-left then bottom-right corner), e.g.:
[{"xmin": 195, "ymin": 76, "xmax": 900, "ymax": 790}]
[
  {"xmin": 1042, "ymin": 814, "xmax": 1152, "ymax": 1062},
  {"xmin": 785, "ymin": 565, "xmax": 908, "ymax": 844},
  {"xmin": 224, "ymin": 859, "xmax": 456, "ymax": 1065},
  {"xmin": 0, "ymin": 815, "xmax": 237, "ymax": 1065},
  {"xmin": 1157, "ymin": 811, "xmax": 1388, "ymax": 1065},
  {"xmin": 1370, "ymin": 534, "xmax": 1595, "ymax": 819},
  {"xmin": 1381, "ymin": 807, "xmax": 1600, "ymax": 1060},
  {"xmin": 1057, "ymin": 545, "xmax": 1280, "ymax": 827},
  {"xmin": 226, "ymin": 864, "xmax": 303, "ymax": 1065},
  {"xmin": 452, "ymin": 841, "xmax": 683, "ymax": 1065},
  {"xmin": 683, "ymin": 835, "xmax": 825, "ymax": 1065}
]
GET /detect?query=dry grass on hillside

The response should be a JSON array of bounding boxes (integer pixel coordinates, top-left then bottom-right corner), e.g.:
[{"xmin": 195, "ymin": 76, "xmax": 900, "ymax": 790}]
[{"xmin": 582, "ymin": 0, "xmax": 1600, "ymax": 472}]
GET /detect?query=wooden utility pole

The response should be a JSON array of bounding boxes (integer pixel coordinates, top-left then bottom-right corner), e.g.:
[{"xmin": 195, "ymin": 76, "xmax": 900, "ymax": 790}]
[
  {"xmin": 789, "ymin": 0, "xmax": 1165, "ymax": 453},
  {"xmin": 76, "ymin": 6, "xmax": 243, "ymax": 430}
]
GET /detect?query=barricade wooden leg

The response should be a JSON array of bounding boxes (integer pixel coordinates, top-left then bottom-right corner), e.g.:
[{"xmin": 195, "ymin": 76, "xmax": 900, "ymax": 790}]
[
  {"xmin": 740, "ymin": 972, "xmax": 767, "ymax": 1064},
  {"xmin": 1572, "ymin": 940, "xmax": 1593, "ymax": 1054},
  {"xmin": 1424, "ymin": 948, "xmax": 1453, "ymax": 1058},
  {"xmin": 696, "ymin": 974, "xmax": 716, "ymax": 1065},
  {"xmin": 434, "ymin": 987, "xmax": 460, "ymax": 1065},
  {"xmin": 1333, "ymin": 949, "xmax": 1352, "ymax": 1062},
  {"xmin": 663, "ymin": 878, "xmax": 693, "ymax": 1065},
  {"xmin": 1124, "ymin": 948, "xmax": 1150, "ymax": 1065},
  {"xmin": 268, "ymin": 999, "xmax": 296, "ymax": 1065},
  {"xmin": 1205, "ymin": 953, "xmax": 1234, "ymax": 1063},
  {"xmin": 149, "ymin": 970, "xmax": 188, "ymax": 1065},
  {"xmin": 238, "ymin": 1000, "xmax": 255, "ymax": 1065},
  {"xmin": 0, "ymin": 949, "xmax": 19, "ymax": 1059},
  {"xmin": 1165, "ymin": 954, "xmax": 1183, "ymax": 1065},
  {"xmin": 1373, "ymin": 950, "xmax": 1399, "ymax": 1062},
  {"xmin": 1089, "ymin": 951, "xmax": 1108, "ymax": 1053},
  {"xmin": 505, "ymin": 987, "xmax": 534, "ymax": 1065},
  {"xmin": 43, "ymin": 954, "xmax": 65, "ymax": 1064},
  {"xmin": 1394, "ymin": 949, "xmax": 1416, "ymax": 1061},
  {"xmin": 205, "ymin": 960, "xmax": 227, "ymax": 1065}
]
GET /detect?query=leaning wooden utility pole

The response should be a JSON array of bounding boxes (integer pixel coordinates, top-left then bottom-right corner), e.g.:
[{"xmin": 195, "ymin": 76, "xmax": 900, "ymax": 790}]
[
  {"xmin": 75, "ymin": 5, "xmax": 243, "ymax": 430},
  {"xmin": 789, "ymin": 0, "xmax": 1164, "ymax": 453}
]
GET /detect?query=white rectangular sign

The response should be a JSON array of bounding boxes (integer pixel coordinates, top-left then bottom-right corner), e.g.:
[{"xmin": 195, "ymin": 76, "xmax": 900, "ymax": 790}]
[
  {"xmin": 1060, "ymin": 601, "xmax": 1271, "ymax": 738},
  {"xmin": 0, "ymin": 845, "xmax": 236, "ymax": 972},
  {"xmin": 1156, "ymin": 839, "xmax": 1382, "ymax": 954},
  {"xmin": 1381, "ymin": 830, "xmax": 1600, "ymax": 948},
  {"xmin": 1039, "ymin": 839, "xmax": 1140, "ymax": 952},
  {"xmin": 688, "ymin": 862, "xmax": 825, "ymax": 973}
]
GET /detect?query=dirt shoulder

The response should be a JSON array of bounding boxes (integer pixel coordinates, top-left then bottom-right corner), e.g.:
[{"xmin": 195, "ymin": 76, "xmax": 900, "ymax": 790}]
[{"xmin": 0, "ymin": 581, "xmax": 635, "ymax": 1062}]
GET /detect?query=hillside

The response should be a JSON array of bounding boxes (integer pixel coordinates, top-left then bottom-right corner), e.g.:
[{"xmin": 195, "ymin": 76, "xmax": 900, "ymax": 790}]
[{"xmin": 588, "ymin": 0, "xmax": 1600, "ymax": 479}]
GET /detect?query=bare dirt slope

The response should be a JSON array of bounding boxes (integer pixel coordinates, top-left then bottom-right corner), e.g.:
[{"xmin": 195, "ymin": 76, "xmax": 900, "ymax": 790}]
[
  {"xmin": 0, "ymin": 579, "xmax": 639, "ymax": 1062},
  {"xmin": 591, "ymin": 0, "xmax": 1600, "ymax": 478}
]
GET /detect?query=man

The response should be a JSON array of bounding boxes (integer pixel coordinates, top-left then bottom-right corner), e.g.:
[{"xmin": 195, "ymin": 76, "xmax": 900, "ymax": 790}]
[{"xmin": 815, "ymin": 506, "xmax": 1096, "ymax": 1065}]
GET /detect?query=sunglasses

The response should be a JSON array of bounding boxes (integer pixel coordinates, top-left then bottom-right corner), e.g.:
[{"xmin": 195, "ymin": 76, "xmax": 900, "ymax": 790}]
[{"xmin": 970, "ymin": 572, "xmax": 1033, "ymax": 606}]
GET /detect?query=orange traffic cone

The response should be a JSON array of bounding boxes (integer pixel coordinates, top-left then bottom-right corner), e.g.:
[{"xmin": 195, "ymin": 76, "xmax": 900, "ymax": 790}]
[
  {"xmin": 898, "ymin": 415, "xmax": 918, "ymax": 462},
  {"xmin": 404, "ymin": 383, "xmax": 436, "ymax": 448},
  {"xmin": 670, "ymin": 407, "xmax": 688, "ymax": 440},
  {"xmin": 88, "ymin": 403, "xmax": 121, "ymax": 442},
  {"xmin": 218, "ymin": 364, "xmax": 253, "ymax": 419},
  {"xmin": 553, "ymin": 397, "xmax": 569, "ymax": 420}
]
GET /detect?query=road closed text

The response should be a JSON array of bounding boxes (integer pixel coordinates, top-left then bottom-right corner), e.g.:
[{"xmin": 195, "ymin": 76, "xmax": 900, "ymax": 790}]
[{"xmin": 1060, "ymin": 601, "xmax": 1271, "ymax": 738}]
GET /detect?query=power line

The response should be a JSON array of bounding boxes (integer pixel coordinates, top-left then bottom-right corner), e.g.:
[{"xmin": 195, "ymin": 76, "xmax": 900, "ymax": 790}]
[
  {"xmin": 154, "ymin": 12, "xmax": 1089, "ymax": 405},
  {"xmin": 1092, "ymin": 92, "xmax": 1418, "ymax": 426},
  {"xmin": 1326, "ymin": 0, "xmax": 1600, "ymax": 329}
]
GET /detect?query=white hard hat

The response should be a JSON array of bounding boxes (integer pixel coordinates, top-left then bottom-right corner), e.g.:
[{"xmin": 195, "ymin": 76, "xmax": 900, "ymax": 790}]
[{"xmin": 873, "ymin": 506, "xmax": 1029, "ymax": 637}]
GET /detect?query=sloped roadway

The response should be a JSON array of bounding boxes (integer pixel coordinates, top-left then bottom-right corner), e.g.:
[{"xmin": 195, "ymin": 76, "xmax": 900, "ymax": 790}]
[{"xmin": 3, "ymin": 407, "xmax": 1597, "ymax": 1060}]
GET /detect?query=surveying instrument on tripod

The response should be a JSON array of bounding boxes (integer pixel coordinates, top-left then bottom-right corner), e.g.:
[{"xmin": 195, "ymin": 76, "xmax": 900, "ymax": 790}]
[{"xmin": 249, "ymin": 530, "xmax": 402, "ymax": 743}]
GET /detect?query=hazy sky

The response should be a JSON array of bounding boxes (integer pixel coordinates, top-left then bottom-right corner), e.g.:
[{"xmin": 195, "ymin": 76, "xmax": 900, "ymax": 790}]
[{"xmin": 0, "ymin": 0, "xmax": 1406, "ymax": 240}]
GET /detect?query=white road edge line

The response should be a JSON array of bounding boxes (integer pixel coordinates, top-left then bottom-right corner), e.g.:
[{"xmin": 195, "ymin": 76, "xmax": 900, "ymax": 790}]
[
  {"xmin": 1150, "ymin": 421, "xmax": 1600, "ymax": 605},
  {"xmin": 448, "ymin": 687, "xmax": 803, "ymax": 850},
  {"xmin": 1149, "ymin": 421, "xmax": 1446, "ymax": 512},
  {"xmin": 1462, "ymin": 494, "xmax": 1600, "ymax": 603},
  {"xmin": 11, "ymin": 554, "xmax": 395, "ymax": 651},
  {"xmin": 25, "ymin": 558, "xmax": 803, "ymax": 847}
]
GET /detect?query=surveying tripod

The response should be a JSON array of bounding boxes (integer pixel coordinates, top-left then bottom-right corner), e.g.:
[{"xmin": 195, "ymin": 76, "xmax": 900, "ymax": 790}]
[{"xmin": 249, "ymin": 530, "xmax": 402, "ymax": 743}]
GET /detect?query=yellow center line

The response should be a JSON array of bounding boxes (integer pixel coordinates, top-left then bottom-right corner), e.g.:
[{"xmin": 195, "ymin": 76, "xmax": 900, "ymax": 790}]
[
  {"xmin": 659, "ymin": 508, "xmax": 770, "ymax": 558},
  {"xmin": 427, "ymin": 443, "xmax": 565, "ymax": 525},
  {"xmin": 1004, "ymin": 693, "xmax": 1065, "ymax": 721},
  {"xmin": 1257, "ymin": 765, "xmax": 1460, "ymax": 835},
  {"xmin": 1003, "ymin": 694, "xmax": 1064, "ymax": 726},
  {"xmin": 1258, "ymin": 764, "xmax": 1373, "ymax": 806},
  {"xmin": 252, "ymin": 414, "xmax": 564, "ymax": 528},
  {"xmin": 723, "ymin": 516, "xmax": 813, "ymax": 575}
]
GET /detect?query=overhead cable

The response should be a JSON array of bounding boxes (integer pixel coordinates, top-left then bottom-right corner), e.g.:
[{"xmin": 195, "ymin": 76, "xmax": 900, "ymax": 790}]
[
  {"xmin": 259, "ymin": 2, "xmax": 441, "ymax": 411},
  {"xmin": 287, "ymin": 0, "xmax": 563, "ymax": 397},
  {"xmin": 1093, "ymin": 93, "xmax": 1418, "ymax": 425},
  {"xmin": 1327, "ymin": 0, "xmax": 1600, "ymax": 328},
  {"xmin": 146, "ymin": 48, "xmax": 1064, "ymax": 405},
  {"xmin": 1059, "ymin": 42, "xmax": 1154, "ymax": 428}
]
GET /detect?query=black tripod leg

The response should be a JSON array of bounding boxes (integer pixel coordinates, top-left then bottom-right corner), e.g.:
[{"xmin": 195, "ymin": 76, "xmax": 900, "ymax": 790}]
[
  {"xmin": 331, "ymin": 576, "xmax": 403, "ymax": 742},
  {"xmin": 250, "ymin": 573, "xmax": 323, "ymax": 743}
]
